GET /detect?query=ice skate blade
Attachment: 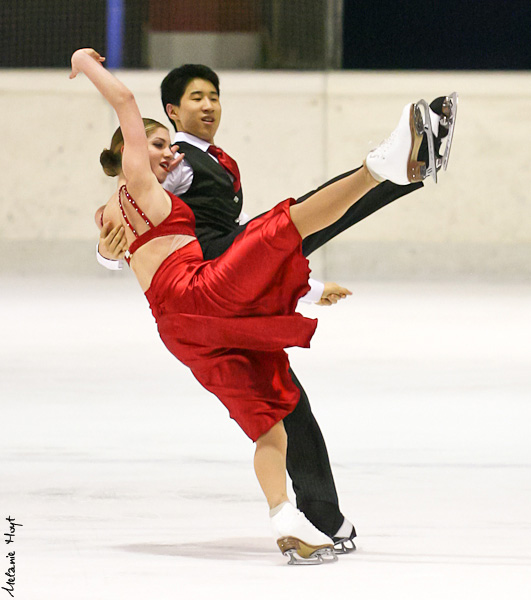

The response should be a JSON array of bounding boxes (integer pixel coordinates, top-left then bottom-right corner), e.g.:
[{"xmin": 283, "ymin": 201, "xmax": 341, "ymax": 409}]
[
  {"xmin": 415, "ymin": 100, "xmax": 438, "ymax": 183},
  {"xmin": 441, "ymin": 92, "xmax": 458, "ymax": 171},
  {"xmin": 277, "ymin": 537, "xmax": 337, "ymax": 565},
  {"xmin": 333, "ymin": 538, "xmax": 357, "ymax": 554}
]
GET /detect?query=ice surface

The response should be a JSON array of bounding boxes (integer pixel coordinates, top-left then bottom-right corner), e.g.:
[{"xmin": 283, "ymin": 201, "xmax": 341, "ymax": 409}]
[{"xmin": 1, "ymin": 277, "xmax": 530, "ymax": 599}]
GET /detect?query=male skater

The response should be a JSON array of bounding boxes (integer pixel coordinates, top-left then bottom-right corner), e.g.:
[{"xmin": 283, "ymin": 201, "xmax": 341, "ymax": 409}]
[{"xmin": 97, "ymin": 64, "xmax": 455, "ymax": 554}]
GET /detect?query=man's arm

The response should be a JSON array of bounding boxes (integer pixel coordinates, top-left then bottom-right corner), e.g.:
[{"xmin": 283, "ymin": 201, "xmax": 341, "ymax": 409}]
[
  {"xmin": 299, "ymin": 280, "xmax": 352, "ymax": 305},
  {"xmin": 299, "ymin": 278, "xmax": 324, "ymax": 304},
  {"xmin": 162, "ymin": 155, "xmax": 194, "ymax": 195}
]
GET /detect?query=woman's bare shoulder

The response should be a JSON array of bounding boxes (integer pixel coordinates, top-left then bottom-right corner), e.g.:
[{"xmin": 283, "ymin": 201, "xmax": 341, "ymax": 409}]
[{"xmin": 102, "ymin": 190, "xmax": 121, "ymax": 227}]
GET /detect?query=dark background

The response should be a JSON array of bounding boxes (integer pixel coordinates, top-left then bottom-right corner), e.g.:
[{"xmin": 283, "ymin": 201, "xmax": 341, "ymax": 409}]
[
  {"xmin": 1, "ymin": 0, "xmax": 530, "ymax": 69},
  {"xmin": 343, "ymin": 0, "xmax": 531, "ymax": 69}
]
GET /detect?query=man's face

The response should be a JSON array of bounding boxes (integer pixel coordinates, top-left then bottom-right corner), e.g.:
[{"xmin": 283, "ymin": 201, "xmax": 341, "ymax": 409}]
[{"xmin": 167, "ymin": 78, "xmax": 221, "ymax": 143}]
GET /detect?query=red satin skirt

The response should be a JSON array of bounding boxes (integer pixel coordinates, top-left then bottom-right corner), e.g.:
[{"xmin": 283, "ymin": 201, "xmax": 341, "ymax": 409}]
[{"xmin": 145, "ymin": 199, "xmax": 317, "ymax": 441}]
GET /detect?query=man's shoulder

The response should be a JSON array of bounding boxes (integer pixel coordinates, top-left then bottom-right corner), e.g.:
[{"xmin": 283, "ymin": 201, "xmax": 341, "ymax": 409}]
[{"xmin": 176, "ymin": 140, "xmax": 203, "ymax": 152}]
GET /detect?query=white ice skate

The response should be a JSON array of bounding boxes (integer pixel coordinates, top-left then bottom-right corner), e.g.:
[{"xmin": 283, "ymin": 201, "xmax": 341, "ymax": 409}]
[
  {"xmin": 366, "ymin": 101, "xmax": 434, "ymax": 185},
  {"xmin": 270, "ymin": 502, "xmax": 337, "ymax": 565}
]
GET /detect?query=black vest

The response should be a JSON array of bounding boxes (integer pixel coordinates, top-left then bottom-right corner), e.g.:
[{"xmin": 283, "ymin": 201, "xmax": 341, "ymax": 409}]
[{"xmin": 176, "ymin": 142, "xmax": 244, "ymax": 245}]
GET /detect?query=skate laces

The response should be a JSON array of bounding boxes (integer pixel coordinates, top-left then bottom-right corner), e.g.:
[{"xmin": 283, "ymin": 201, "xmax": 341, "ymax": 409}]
[{"xmin": 370, "ymin": 128, "xmax": 399, "ymax": 159}]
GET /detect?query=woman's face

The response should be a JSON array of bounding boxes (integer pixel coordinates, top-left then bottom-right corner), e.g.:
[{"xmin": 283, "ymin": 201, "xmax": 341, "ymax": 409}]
[
  {"xmin": 94, "ymin": 126, "xmax": 174, "ymax": 230},
  {"xmin": 147, "ymin": 127, "xmax": 174, "ymax": 183}
]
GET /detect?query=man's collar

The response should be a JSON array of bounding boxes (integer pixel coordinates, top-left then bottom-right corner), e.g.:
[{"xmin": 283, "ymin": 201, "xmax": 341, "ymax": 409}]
[{"xmin": 173, "ymin": 131, "xmax": 211, "ymax": 152}]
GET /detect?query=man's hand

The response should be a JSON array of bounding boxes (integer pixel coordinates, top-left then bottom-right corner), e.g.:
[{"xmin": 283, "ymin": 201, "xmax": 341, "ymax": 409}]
[
  {"xmin": 98, "ymin": 223, "xmax": 127, "ymax": 260},
  {"xmin": 168, "ymin": 143, "xmax": 185, "ymax": 172},
  {"xmin": 169, "ymin": 143, "xmax": 186, "ymax": 173},
  {"xmin": 316, "ymin": 282, "xmax": 352, "ymax": 306}
]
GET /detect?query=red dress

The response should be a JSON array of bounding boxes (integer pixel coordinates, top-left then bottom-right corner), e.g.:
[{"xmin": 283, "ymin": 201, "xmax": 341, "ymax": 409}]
[{"xmin": 120, "ymin": 186, "xmax": 317, "ymax": 441}]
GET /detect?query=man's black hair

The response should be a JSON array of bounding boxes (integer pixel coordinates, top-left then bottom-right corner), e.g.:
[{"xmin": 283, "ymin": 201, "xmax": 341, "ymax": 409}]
[{"xmin": 160, "ymin": 64, "xmax": 220, "ymax": 131}]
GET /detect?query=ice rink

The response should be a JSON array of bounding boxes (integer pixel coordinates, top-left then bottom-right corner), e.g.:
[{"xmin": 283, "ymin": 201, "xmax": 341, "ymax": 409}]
[{"xmin": 2, "ymin": 275, "xmax": 531, "ymax": 599}]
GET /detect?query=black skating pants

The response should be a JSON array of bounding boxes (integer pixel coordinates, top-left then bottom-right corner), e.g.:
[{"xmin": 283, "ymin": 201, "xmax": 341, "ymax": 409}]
[{"xmin": 200, "ymin": 168, "xmax": 422, "ymax": 536}]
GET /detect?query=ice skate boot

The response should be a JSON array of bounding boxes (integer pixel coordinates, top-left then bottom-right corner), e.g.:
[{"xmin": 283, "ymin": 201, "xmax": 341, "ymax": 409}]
[
  {"xmin": 270, "ymin": 502, "xmax": 337, "ymax": 565},
  {"xmin": 332, "ymin": 519, "xmax": 357, "ymax": 554},
  {"xmin": 366, "ymin": 101, "xmax": 430, "ymax": 186}
]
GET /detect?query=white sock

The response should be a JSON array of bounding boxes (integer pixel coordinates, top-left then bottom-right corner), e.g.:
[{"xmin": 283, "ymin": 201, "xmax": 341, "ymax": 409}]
[{"xmin": 333, "ymin": 518, "xmax": 354, "ymax": 539}]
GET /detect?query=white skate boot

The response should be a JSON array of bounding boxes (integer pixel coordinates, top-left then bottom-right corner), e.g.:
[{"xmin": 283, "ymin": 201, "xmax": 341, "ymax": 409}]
[
  {"xmin": 366, "ymin": 101, "xmax": 433, "ymax": 185},
  {"xmin": 270, "ymin": 502, "xmax": 337, "ymax": 565}
]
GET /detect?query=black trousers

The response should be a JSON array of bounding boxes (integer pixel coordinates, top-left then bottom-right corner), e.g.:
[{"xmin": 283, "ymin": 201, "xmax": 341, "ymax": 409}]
[{"xmin": 200, "ymin": 169, "xmax": 423, "ymax": 536}]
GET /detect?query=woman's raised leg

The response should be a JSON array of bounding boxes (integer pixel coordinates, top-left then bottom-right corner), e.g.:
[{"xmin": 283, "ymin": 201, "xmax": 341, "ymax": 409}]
[
  {"xmin": 290, "ymin": 101, "xmax": 427, "ymax": 240},
  {"xmin": 289, "ymin": 164, "xmax": 379, "ymax": 239}
]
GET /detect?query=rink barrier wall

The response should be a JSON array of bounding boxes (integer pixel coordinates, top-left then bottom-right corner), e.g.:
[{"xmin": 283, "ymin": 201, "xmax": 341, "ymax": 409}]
[{"xmin": 1, "ymin": 70, "xmax": 530, "ymax": 280}]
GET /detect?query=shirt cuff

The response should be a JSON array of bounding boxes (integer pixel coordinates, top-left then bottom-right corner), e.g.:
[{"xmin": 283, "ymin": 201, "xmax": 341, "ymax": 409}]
[
  {"xmin": 299, "ymin": 278, "xmax": 324, "ymax": 304},
  {"xmin": 96, "ymin": 243, "xmax": 123, "ymax": 271}
]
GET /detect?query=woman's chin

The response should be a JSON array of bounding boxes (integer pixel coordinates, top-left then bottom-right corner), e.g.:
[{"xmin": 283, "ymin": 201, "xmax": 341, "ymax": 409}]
[{"xmin": 157, "ymin": 170, "xmax": 169, "ymax": 184}]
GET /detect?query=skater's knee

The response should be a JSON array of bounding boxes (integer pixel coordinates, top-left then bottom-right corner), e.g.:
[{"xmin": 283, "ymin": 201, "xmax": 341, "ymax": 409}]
[{"xmin": 256, "ymin": 420, "xmax": 287, "ymax": 450}]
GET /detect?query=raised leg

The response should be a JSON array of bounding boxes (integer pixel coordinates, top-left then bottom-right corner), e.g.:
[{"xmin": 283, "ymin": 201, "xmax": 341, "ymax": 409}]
[
  {"xmin": 289, "ymin": 165, "xmax": 379, "ymax": 240},
  {"xmin": 300, "ymin": 175, "xmax": 422, "ymax": 257}
]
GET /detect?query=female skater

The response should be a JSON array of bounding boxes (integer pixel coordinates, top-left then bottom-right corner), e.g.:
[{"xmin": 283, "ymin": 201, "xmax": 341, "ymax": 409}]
[{"xmin": 70, "ymin": 48, "xmax": 428, "ymax": 564}]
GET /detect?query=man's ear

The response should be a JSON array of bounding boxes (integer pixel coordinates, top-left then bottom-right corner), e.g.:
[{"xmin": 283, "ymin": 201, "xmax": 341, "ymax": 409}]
[{"xmin": 166, "ymin": 103, "xmax": 178, "ymax": 122}]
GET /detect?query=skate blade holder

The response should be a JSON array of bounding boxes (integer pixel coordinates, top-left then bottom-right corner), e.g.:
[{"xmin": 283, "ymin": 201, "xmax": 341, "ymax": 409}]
[
  {"xmin": 414, "ymin": 99, "xmax": 438, "ymax": 184},
  {"xmin": 284, "ymin": 547, "xmax": 337, "ymax": 565},
  {"xmin": 277, "ymin": 537, "xmax": 338, "ymax": 565},
  {"xmin": 333, "ymin": 537, "xmax": 356, "ymax": 554},
  {"xmin": 441, "ymin": 92, "xmax": 458, "ymax": 171}
]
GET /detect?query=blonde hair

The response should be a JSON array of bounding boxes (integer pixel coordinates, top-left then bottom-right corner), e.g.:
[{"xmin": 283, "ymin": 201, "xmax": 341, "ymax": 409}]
[{"xmin": 99, "ymin": 118, "xmax": 168, "ymax": 177}]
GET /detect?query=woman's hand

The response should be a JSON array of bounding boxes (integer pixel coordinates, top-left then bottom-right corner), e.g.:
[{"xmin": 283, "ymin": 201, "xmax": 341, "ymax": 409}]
[{"xmin": 70, "ymin": 49, "xmax": 105, "ymax": 79}]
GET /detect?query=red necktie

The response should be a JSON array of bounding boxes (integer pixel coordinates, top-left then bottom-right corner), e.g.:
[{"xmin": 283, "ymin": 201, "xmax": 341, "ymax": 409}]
[{"xmin": 208, "ymin": 145, "xmax": 241, "ymax": 193}]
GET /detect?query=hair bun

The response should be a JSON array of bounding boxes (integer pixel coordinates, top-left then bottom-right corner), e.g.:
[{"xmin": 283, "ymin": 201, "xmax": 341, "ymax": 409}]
[{"xmin": 100, "ymin": 148, "xmax": 120, "ymax": 177}]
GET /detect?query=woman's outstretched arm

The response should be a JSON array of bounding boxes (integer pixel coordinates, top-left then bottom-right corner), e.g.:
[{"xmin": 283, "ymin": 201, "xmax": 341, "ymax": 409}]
[{"xmin": 70, "ymin": 48, "xmax": 156, "ymax": 193}]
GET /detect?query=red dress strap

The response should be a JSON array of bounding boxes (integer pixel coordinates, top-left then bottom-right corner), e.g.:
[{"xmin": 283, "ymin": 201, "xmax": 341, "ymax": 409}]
[
  {"xmin": 118, "ymin": 185, "xmax": 155, "ymax": 237},
  {"xmin": 118, "ymin": 185, "xmax": 155, "ymax": 265}
]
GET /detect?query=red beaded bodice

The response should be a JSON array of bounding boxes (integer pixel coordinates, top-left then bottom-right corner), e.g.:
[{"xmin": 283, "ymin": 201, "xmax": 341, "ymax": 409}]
[{"xmin": 118, "ymin": 185, "xmax": 197, "ymax": 263}]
